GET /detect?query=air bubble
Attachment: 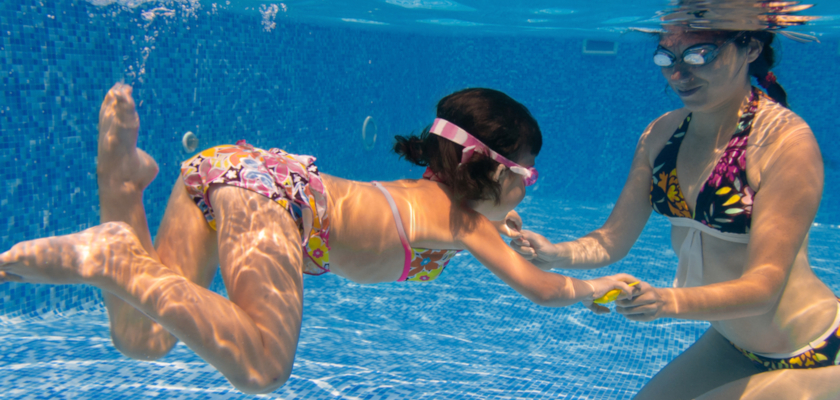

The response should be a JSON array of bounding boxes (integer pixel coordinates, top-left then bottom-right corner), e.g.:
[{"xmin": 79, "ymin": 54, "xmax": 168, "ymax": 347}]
[
  {"xmin": 182, "ymin": 131, "xmax": 199, "ymax": 153},
  {"xmin": 362, "ymin": 116, "xmax": 377, "ymax": 151}
]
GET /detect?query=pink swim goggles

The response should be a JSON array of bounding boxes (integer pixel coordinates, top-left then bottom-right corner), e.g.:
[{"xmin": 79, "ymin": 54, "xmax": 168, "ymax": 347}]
[{"xmin": 429, "ymin": 118, "xmax": 538, "ymax": 186}]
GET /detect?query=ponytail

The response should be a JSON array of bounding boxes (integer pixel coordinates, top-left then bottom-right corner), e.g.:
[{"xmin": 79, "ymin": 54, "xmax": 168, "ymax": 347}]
[
  {"xmin": 743, "ymin": 31, "xmax": 790, "ymax": 108},
  {"xmin": 393, "ymin": 131, "xmax": 430, "ymax": 168}
]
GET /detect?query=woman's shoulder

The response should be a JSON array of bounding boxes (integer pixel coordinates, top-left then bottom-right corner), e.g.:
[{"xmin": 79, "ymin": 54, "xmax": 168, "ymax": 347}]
[
  {"xmin": 751, "ymin": 98, "xmax": 815, "ymax": 150},
  {"xmin": 747, "ymin": 98, "xmax": 820, "ymax": 190},
  {"xmin": 640, "ymin": 109, "xmax": 689, "ymax": 141},
  {"xmin": 637, "ymin": 109, "xmax": 691, "ymax": 161}
]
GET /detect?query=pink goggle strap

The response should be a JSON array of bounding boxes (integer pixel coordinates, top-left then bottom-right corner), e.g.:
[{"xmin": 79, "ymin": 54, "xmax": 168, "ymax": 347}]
[{"xmin": 429, "ymin": 118, "xmax": 536, "ymax": 184}]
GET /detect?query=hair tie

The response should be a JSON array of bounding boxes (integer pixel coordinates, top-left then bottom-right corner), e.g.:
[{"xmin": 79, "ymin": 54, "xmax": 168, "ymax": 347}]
[{"xmin": 760, "ymin": 71, "xmax": 777, "ymax": 89}]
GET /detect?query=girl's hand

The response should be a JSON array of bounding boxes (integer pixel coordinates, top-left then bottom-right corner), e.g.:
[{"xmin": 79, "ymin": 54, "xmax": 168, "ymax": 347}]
[
  {"xmin": 581, "ymin": 274, "xmax": 639, "ymax": 314},
  {"xmin": 614, "ymin": 281, "xmax": 668, "ymax": 322},
  {"xmin": 492, "ymin": 210, "xmax": 523, "ymax": 238},
  {"xmin": 510, "ymin": 230, "xmax": 560, "ymax": 270}
]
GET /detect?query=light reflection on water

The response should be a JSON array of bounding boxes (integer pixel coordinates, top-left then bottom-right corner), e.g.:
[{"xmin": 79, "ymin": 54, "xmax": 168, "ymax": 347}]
[{"xmin": 77, "ymin": 0, "xmax": 840, "ymax": 38}]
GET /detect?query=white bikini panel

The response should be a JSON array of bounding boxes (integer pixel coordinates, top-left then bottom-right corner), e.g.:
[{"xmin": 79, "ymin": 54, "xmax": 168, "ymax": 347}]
[{"xmin": 668, "ymin": 217, "xmax": 750, "ymax": 288}]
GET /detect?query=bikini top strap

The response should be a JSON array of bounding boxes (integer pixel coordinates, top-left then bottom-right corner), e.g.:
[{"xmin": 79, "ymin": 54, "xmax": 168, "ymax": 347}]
[{"xmin": 371, "ymin": 182, "xmax": 413, "ymax": 282}]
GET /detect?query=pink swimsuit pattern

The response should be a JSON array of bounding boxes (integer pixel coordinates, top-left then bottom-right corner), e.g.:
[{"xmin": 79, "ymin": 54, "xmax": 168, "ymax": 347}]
[{"xmin": 180, "ymin": 140, "xmax": 331, "ymax": 275}]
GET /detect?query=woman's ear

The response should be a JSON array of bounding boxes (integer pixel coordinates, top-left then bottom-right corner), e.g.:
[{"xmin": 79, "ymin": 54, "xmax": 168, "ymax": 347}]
[
  {"xmin": 746, "ymin": 38, "xmax": 762, "ymax": 64},
  {"xmin": 492, "ymin": 164, "xmax": 506, "ymax": 182}
]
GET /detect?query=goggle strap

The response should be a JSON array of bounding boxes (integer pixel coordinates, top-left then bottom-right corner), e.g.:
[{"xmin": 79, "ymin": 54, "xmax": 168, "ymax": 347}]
[
  {"xmin": 430, "ymin": 118, "xmax": 505, "ymax": 165},
  {"xmin": 429, "ymin": 118, "xmax": 536, "ymax": 184},
  {"xmin": 460, "ymin": 146, "xmax": 476, "ymax": 165},
  {"xmin": 508, "ymin": 166, "xmax": 529, "ymax": 177}
]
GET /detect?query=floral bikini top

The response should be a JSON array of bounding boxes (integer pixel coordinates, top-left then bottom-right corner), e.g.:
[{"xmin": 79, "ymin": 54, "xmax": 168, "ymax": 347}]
[{"xmin": 650, "ymin": 87, "xmax": 767, "ymax": 234}]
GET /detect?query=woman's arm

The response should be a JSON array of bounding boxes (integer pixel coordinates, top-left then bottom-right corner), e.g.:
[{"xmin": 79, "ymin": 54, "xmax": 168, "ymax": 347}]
[
  {"xmin": 461, "ymin": 215, "xmax": 638, "ymax": 307},
  {"xmin": 619, "ymin": 123, "xmax": 823, "ymax": 321},
  {"xmin": 512, "ymin": 121, "xmax": 660, "ymax": 270}
]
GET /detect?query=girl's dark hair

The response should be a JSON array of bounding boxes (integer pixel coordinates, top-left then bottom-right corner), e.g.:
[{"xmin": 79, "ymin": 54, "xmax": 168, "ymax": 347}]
[
  {"xmin": 393, "ymin": 88, "xmax": 542, "ymax": 204},
  {"xmin": 732, "ymin": 31, "xmax": 789, "ymax": 108}
]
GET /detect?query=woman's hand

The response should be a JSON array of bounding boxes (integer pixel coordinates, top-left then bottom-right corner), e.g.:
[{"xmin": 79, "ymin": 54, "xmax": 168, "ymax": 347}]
[
  {"xmin": 580, "ymin": 274, "xmax": 639, "ymax": 314},
  {"xmin": 510, "ymin": 230, "xmax": 562, "ymax": 270},
  {"xmin": 614, "ymin": 281, "xmax": 670, "ymax": 322}
]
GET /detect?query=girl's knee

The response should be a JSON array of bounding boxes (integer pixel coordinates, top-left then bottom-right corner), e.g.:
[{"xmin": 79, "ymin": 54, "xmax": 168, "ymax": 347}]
[
  {"xmin": 110, "ymin": 328, "xmax": 177, "ymax": 361},
  {"xmin": 111, "ymin": 327, "xmax": 178, "ymax": 361}
]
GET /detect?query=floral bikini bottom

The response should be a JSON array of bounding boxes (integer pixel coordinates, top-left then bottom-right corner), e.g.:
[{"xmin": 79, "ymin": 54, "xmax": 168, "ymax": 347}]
[
  {"xmin": 731, "ymin": 299, "xmax": 840, "ymax": 371},
  {"xmin": 180, "ymin": 140, "xmax": 331, "ymax": 275}
]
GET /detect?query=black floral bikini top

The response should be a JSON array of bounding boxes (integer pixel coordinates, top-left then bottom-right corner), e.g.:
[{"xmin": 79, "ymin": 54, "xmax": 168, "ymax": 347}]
[{"xmin": 650, "ymin": 87, "xmax": 768, "ymax": 234}]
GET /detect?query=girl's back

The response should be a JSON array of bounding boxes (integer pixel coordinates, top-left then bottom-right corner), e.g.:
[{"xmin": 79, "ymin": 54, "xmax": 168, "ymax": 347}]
[{"xmin": 322, "ymin": 174, "xmax": 476, "ymax": 284}]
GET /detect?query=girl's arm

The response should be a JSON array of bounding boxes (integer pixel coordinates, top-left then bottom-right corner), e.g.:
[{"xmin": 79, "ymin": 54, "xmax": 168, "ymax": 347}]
[
  {"xmin": 461, "ymin": 215, "xmax": 638, "ymax": 308},
  {"xmin": 618, "ymin": 123, "xmax": 823, "ymax": 321},
  {"xmin": 512, "ymin": 120, "xmax": 660, "ymax": 270},
  {"xmin": 489, "ymin": 210, "xmax": 523, "ymax": 238}
]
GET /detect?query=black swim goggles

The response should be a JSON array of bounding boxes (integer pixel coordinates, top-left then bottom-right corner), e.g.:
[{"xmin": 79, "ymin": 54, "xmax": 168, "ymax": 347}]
[{"xmin": 653, "ymin": 34, "xmax": 745, "ymax": 68}]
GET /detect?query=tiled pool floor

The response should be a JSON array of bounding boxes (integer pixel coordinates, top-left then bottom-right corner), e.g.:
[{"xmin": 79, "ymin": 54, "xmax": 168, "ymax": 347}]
[{"xmin": 2, "ymin": 197, "xmax": 838, "ymax": 399}]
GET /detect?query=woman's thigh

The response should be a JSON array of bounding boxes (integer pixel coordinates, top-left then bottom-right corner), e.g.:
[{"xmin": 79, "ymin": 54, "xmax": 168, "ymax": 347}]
[
  {"xmin": 698, "ymin": 365, "xmax": 840, "ymax": 400},
  {"xmin": 634, "ymin": 326, "xmax": 763, "ymax": 400}
]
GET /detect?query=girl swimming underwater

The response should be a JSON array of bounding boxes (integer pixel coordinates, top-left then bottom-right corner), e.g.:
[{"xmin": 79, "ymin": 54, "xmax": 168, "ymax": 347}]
[{"xmin": 0, "ymin": 83, "xmax": 635, "ymax": 394}]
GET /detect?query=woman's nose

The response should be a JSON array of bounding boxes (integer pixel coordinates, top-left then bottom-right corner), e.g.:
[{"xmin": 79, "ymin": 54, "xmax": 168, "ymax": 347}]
[{"xmin": 668, "ymin": 63, "xmax": 692, "ymax": 82}]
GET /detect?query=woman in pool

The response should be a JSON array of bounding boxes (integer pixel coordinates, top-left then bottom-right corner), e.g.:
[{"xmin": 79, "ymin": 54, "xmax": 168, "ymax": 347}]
[
  {"xmin": 512, "ymin": 26, "xmax": 840, "ymax": 399},
  {"xmin": 0, "ymin": 84, "xmax": 635, "ymax": 394}
]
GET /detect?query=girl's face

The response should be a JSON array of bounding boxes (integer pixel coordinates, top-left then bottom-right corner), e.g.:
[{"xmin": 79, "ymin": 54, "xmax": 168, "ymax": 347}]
[
  {"xmin": 472, "ymin": 152, "xmax": 536, "ymax": 221},
  {"xmin": 657, "ymin": 31, "xmax": 760, "ymax": 112}
]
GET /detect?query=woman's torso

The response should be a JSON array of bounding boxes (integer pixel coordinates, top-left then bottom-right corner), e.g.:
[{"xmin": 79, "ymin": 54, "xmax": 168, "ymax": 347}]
[
  {"xmin": 319, "ymin": 175, "xmax": 470, "ymax": 283},
  {"xmin": 646, "ymin": 95, "xmax": 836, "ymax": 354}
]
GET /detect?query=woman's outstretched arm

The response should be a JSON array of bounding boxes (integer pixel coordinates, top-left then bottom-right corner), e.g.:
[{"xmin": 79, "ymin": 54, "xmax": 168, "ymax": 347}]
[{"xmin": 511, "ymin": 119, "xmax": 662, "ymax": 270}]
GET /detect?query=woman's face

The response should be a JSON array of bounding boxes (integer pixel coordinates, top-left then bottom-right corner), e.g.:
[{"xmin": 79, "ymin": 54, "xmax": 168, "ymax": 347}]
[
  {"xmin": 658, "ymin": 31, "xmax": 758, "ymax": 112},
  {"xmin": 472, "ymin": 152, "xmax": 536, "ymax": 221}
]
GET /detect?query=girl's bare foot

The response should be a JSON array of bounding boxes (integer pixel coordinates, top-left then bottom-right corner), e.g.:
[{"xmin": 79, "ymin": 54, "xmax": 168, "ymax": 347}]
[
  {"xmin": 0, "ymin": 222, "xmax": 148, "ymax": 286},
  {"xmin": 97, "ymin": 83, "xmax": 159, "ymax": 197}
]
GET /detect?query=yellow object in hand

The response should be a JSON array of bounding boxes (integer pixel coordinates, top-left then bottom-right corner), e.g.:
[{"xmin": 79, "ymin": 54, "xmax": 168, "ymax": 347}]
[{"xmin": 593, "ymin": 281, "xmax": 639, "ymax": 304}]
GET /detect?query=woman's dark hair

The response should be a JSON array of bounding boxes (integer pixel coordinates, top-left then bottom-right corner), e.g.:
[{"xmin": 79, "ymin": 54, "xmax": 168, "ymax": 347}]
[
  {"xmin": 393, "ymin": 88, "xmax": 542, "ymax": 204},
  {"xmin": 732, "ymin": 30, "xmax": 789, "ymax": 108}
]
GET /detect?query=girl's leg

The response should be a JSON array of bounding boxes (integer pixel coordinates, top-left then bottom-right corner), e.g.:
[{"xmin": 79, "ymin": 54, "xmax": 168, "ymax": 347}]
[
  {"xmin": 96, "ymin": 83, "xmax": 218, "ymax": 359},
  {"xmin": 634, "ymin": 327, "xmax": 764, "ymax": 400},
  {"xmin": 105, "ymin": 179, "xmax": 220, "ymax": 359},
  {"xmin": 0, "ymin": 185, "xmax": 305, "ymax": 394},
  {"xmin": 697, "ymin": 365, "xmax": 840, "ymax": 400}
]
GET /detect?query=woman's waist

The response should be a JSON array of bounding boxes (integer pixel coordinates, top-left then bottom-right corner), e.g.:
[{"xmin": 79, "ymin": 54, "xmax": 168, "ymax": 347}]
[{"xmin": 714, "ymin": 291, "xmax": 839, "ymax": 356}]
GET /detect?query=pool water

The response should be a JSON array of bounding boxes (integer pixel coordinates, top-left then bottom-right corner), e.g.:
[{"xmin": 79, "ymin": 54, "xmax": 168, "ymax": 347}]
[
  {"xmin": 2, "ymin": 0, "xmax": 840, "ymax": 399},
  {"xmin": 2, "ymin": 197, "xmax": 839, "ymax": 399}
]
